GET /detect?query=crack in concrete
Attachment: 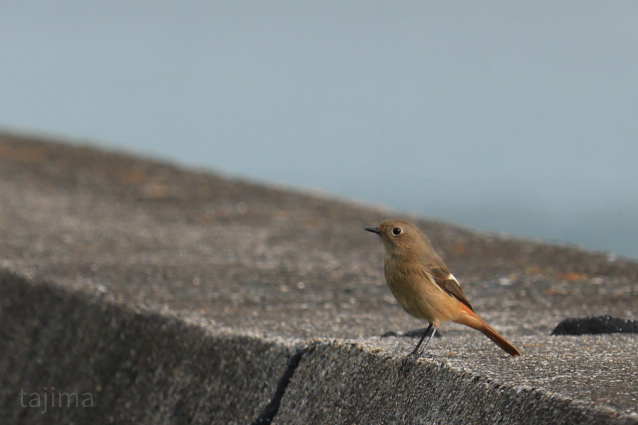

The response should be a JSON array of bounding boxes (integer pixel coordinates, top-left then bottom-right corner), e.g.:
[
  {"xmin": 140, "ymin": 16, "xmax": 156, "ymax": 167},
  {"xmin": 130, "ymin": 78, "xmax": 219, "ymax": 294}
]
[{"xmin": 252, "ymin": 346, "xmax": 310, "ymax": 425}]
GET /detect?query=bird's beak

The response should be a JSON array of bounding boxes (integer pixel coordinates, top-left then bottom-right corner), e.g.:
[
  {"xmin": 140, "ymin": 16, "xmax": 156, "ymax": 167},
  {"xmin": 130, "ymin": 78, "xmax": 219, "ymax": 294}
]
[{"xmin": 365, "ymin": 227, "xmax": 382, "ymax": 235}]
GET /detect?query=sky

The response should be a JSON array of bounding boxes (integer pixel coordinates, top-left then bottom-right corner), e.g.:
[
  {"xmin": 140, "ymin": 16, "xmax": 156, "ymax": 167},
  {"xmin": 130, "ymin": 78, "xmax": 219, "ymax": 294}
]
[{"xmin": 1, "ymin": 1, "xmax": 637, "ymax": 258}]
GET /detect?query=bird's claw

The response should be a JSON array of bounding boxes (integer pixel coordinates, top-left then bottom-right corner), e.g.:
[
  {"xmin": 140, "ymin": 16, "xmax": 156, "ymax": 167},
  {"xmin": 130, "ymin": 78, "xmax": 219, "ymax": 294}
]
[{"xmin": 398, "ymin": 353, "xmax": 419, "ymax": 376}]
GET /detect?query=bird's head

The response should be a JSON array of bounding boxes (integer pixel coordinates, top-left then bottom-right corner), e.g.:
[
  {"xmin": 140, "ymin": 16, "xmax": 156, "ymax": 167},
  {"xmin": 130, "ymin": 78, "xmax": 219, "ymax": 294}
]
[{"xmin": 365, "ymin": 219, "xmax": 430, "ymax": 255}]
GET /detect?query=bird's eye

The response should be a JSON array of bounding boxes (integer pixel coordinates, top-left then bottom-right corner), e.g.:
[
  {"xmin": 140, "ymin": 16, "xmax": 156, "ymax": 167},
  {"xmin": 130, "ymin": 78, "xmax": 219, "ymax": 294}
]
[{"xmin": 392, "ymin": 227, "xmax": 402, "ymax": 236}]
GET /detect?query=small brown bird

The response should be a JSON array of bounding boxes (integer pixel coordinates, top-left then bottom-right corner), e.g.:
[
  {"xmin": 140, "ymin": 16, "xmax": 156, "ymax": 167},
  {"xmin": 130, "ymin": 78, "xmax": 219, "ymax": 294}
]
[{"xmin": 366, "ymin": 219, "xmax": 520, "ymax": 365}]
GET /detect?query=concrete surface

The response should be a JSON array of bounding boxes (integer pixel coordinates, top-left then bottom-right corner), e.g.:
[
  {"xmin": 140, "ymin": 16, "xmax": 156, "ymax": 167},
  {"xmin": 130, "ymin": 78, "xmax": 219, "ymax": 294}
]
[{"xmin": 0, "ymin": 131, "xmax": 636, "ymax": 424}]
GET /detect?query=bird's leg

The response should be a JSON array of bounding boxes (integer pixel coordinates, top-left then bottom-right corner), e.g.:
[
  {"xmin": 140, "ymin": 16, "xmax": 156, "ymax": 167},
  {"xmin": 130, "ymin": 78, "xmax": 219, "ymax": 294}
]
[
  {"xmin": 416, "ymin": 327, "xmax": 437, "ymax": 357},
  {"xmin": 399, "ymin": 323, "xmax": 435, "ymax": 374}
]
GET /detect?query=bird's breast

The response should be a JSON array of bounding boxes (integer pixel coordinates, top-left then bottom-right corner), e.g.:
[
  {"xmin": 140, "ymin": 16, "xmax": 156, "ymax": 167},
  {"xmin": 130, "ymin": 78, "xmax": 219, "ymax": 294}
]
[{"xmin": 383, "ymin": 255, "xmax": 456, "ymax": 323}]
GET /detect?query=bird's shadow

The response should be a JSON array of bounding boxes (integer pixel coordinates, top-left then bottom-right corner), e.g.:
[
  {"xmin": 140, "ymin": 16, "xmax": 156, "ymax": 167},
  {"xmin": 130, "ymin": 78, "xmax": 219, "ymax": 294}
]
[{"xmin": 380, "ymin": 327, "xmax": 443, "ymax": 339}]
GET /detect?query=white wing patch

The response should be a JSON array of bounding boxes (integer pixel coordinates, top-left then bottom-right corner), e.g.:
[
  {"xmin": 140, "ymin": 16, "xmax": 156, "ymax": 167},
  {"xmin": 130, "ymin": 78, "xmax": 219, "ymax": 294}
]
[{"xmin": 448, "ymin": 274, "xmax": 460, "ymax": 284}]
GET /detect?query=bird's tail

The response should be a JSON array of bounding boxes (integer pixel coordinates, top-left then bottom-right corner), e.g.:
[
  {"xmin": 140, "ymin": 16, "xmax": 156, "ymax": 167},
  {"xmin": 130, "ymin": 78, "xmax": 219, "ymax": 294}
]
[{"xmin": 456, "ymin": 305, "xmax": 521, "ymax": 357}]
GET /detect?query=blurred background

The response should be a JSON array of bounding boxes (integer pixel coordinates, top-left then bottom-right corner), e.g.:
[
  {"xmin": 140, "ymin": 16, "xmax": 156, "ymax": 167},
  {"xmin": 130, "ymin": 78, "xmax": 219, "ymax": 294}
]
[{"xmin": 1, "ymin": 1, "xmax": 637, "ymax": 258}]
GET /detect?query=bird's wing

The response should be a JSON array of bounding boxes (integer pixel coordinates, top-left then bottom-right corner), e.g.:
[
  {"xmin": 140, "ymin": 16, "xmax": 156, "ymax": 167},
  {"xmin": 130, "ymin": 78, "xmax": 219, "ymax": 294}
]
[{"xmin": 429, "ymin": 266, "xmax": 474, "ymax": 311}]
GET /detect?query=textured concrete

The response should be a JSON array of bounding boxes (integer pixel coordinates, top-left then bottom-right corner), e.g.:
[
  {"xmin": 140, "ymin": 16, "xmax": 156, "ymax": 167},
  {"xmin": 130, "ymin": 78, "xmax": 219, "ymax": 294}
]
[
  {"xmin": 0, "ymin": 271, "xmax": 297, "ymax": 424},
  {"xmin": 0, "ymin": 131, "xmax": 637, "ymax": 424}
]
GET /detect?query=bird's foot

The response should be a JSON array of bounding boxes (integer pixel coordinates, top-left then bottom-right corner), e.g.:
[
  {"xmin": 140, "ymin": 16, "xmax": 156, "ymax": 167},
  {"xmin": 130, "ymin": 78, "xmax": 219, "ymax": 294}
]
[{"xmin": 398, "ymin": 352, "xmax": 420, "ymax": 376}]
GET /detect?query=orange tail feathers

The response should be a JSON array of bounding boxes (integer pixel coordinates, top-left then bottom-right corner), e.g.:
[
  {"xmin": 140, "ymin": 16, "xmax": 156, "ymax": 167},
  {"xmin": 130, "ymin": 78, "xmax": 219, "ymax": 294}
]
[
  {"xmin": 476, "ymin": 320, "xmax": 521, "ymax": 357},
  {"xmin": 456, "ymin": 305, "xmax": 521, "ymax": 357}
]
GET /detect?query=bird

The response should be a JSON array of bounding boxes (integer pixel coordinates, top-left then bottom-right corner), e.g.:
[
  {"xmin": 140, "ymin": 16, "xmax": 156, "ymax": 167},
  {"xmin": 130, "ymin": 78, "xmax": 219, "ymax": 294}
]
[{"xmin": 365, "ymin": 219, "xmax": 520, "ymax": 369}]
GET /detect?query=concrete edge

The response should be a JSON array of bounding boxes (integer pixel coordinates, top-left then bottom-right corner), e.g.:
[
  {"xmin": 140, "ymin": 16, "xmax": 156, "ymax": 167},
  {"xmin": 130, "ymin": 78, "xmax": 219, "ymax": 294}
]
[
  {"xmin": 280, "ymin": 340, "xmax": 637, "ymax": 424},
  {"xmin": 1, "ymin": 269, "xmax": 636, "ymax": 424},
  {"xmin": 0, "ymin": 269, "xmax": 297, "ymax": 424}
]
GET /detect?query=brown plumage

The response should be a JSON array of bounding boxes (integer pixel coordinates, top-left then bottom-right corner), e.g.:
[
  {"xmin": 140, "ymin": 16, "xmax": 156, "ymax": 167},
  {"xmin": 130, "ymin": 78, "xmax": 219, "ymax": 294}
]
[{"xmin": 366, "ymin": 219, "xmax": 520, "ymax": 361}]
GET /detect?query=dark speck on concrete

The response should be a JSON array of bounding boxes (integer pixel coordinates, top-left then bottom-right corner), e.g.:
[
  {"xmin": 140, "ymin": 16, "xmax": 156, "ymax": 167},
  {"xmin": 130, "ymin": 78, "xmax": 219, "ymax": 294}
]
[{"xmin": 552, "ymin": 315, "xmax": 638, "ymax": 335}]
